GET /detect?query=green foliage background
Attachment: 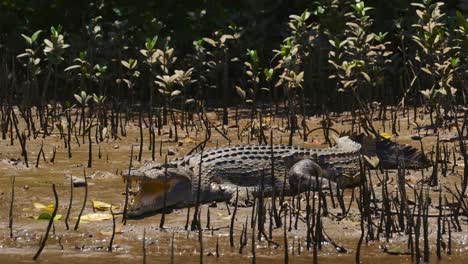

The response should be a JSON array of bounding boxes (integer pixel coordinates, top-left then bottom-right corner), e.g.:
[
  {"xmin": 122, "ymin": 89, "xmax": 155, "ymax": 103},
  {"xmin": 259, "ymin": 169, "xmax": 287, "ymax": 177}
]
[{"xmin": 0, "ymin": 0, "xmax": 465, "ymax": 109}]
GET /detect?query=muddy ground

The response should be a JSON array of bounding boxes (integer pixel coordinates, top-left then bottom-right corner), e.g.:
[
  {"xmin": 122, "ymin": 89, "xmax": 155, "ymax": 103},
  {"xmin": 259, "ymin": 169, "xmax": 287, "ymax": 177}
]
[{"xmin": 0, "ymin": 108, "xmax": 466, "ymax": 263}]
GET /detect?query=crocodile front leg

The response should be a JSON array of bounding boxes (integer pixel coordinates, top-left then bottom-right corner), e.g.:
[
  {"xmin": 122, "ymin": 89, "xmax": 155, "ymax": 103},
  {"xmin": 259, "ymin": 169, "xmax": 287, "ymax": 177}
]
[
  {"xmin": 217, "ymin": 183, "xmax": 256, "ymax": 207},
  {"xmin": 288, "ymin": 159, "xmax": 336, "ymax": 193}
]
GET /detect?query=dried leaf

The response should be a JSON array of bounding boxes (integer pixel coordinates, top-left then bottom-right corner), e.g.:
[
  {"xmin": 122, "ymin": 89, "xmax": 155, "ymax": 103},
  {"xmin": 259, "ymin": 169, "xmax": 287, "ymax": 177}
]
[
  {"xmin": 33, "ymin": 202, "xmax": 55, "ymax": 212},
  {"xmin": 92, "ymin": 200, "xmax": 120, "ymax": 211},
  {"xmin": 379, "ymin": 132, "xmax": 392, "ymax": 140},
  {"xmin": 183, "ymin": 137, "xmax": 195, "ymax": 143},
  {"xmin": 78, "ymin": 213, "xmax": 113, "ymax": 221},
  {"xmin": 99, "ymin": 223, "xmax": 124, "ymax": 236}
]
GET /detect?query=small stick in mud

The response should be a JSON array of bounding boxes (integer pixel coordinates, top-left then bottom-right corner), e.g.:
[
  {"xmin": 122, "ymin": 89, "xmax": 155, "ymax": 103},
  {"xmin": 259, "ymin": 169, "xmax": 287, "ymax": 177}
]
[
  {"xmin": 239, "ymin": 216, "xmax": 248, "ymax": 254},
  {"xmin": 218, "ymin": 185, "xmax": 231, "ymax": 215},
  {"xmin": 9, "ymin": 175, "xmax": 15, "ymax": 238},
  {"xmin": 108, "ymin": 207, "xmax": 116, "ymax": 252},
  {"xmin": 447, "ymin": 214, "xmax": 452, "ymax": 255},
  {"xmin": 197, "ymin": 210, "xmax": 203, "ymax": 264},
  {"xmin": 87, "ymin": 121, "xmax": 93, "ymax": 168},
  {"xmin": 298, "ymin": 239, "xmax": 302, "ymax": 255},
  {"xmin": 252, "ymin": 212, "xmax": 256, "ymax": 264},
  {"xmin": 229, "ymin": 187, "xmax": 239, "ymax": 247},
  {"xmin": 33, "ymin": 184, "xmax": 59, "ymax": 260},
  {"xmin": 171, "ymin": 232, "xmax": 175, "ymax": 263},
  {"xmin": 268, "ymin": 204, "xmax": 273, "ymax": 239},
  {"xmin": 250, "ymin": 193, "xmax": 256, "ymax": 229},
  {"xmin": 142, "ymin": 228, "xmax": 146, "ymax": 263},
  {"xmin": 58, "ymin": 236, "xmax": 64, "ymax": 251},
  {"xmin": 270, "ymin": 129, "xmax": 281, "ymax": 228},
  {"xmin": 122, "ymin": 145, "xmax": 134, "ymax": 224},
  {"xmin": 436, "ymin": 188, "xmax": 442, "ymax": 260},
  {"xmin": 66, "ymin": 109, "xmax": 72, "ymax": 159},
  {"xmin": 74, "ymin": 168, "xmax": 88, "ymax": 230},
  {"xmin": 430, "ymin": 134, "xmax": 440, "ymax": 186},
  {"xmin": 35, "ymin": 141, "xmax": 44, "ymax": 168},
  {"xmin": 414, "ymin": 184, "xmax": 423, "ymax": 262},
  {"xmin": 423, "ymin": 193, "xmax": 430, "ymax": 263},
  {"xmin": 185, "ymin": 206, "xmax": 191, "ymax": 230},
  {"xmin": 206, "ymin": 206, "xmax": 211, "ymax": 229},
  {"xmin": 160, "ymin": 155, "xmax": 168, "ymax": 229},
  {"xmin": 283, "ymin": 207, "xmax": 289, "ymax": 264},
  {"xmin": 355, "ymin": 162, "xmax": 366, "ymax": 264},
  {"xmin": 11, "ymin": 110, "xmax": 28, "ymax": 167},
  {"xmin": 191, "ymin": 148, "xmax": 204, "ymax": 231},
  {"xmin": 159, "ymin": 138, "xmax": 163, "ymax": 157},
  {"xmin": 138, "ymin": 109, "xmax": 144, "ymax": 161},
  {"xmin": 50, "ymin": 146, "xmax": 56, "ymax": 163},
  {"xmin": 65, "ymin": 175, "xmax": 73, "ymax": 230},
  {"xmin": 292, "ymin": 238, "xmax": 295, "ymax": 256}
]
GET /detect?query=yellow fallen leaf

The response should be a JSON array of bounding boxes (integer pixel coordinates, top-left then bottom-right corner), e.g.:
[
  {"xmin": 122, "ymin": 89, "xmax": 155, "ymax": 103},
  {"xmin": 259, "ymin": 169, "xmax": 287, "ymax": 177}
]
[
  {"xmin": 33, "ymin": 203, "xmax": 55, "ymax": 212},
  {"xmin": 78, "ymin": 213, "xmax": 113, "ymax": 221},
  {"xmin": 92, "ymin": 200, "xmax": 120, "ymax": 211},
  {"xmin": 99, "ymin": 223, "xmax": 124, "ymax": 236},
  {"xmin": 184, "ymin": 137, "xmax": 195, "ymax": 143},
  {"xmin": 379, "ymin": 132, "xmax": 392, "ymax": 140}
]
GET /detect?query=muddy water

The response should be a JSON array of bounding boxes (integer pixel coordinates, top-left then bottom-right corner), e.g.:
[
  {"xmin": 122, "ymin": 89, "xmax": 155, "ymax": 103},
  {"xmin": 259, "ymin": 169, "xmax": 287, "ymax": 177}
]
[{"xmin": 0, "ymin": 110, "xmax": 467, "ymax": 263}]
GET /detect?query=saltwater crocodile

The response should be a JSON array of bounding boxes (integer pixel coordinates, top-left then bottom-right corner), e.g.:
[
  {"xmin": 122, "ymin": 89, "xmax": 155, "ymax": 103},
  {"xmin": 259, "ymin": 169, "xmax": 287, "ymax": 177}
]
[{"xmin": 125, "ymin": 136, "xmax": 362, "ymax": 217}]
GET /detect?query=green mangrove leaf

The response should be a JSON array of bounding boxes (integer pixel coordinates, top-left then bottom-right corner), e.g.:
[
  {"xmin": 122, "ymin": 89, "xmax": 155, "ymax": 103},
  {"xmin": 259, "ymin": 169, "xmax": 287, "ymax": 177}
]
[{"xmin": 29, "ymin": 213, "xmax": 62, "ymax": 221}]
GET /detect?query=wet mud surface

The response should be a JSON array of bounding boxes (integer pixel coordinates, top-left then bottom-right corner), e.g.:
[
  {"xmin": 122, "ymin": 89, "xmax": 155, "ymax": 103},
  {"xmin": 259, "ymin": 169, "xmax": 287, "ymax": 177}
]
[{"xmin": 0, "ymin": 109, "xmax": 467, "ymax": 263}]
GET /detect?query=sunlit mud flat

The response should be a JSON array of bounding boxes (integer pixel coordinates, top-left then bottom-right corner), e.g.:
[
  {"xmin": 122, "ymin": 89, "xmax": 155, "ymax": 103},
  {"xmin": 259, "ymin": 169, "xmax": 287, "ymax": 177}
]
[{"xmin": 0, "ymin": 109, "xmax": 467, "ymax": 263}]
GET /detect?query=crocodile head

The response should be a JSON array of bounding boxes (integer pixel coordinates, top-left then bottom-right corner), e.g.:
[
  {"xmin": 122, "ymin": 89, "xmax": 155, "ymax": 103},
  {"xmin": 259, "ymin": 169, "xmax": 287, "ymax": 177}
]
[{"xmin": 125, "ymin": 164, "xmax": 194, "ymax": 217}]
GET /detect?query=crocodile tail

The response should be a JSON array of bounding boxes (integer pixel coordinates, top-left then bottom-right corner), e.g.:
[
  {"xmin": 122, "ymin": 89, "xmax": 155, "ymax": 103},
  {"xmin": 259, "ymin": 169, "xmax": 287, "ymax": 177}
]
[
  {"xmin": 341, "ymin": 131, "xmax": 429, "ymax": 169},
  {"xmin": 333, "ymin": 135, "xmax": 362, "ymax": 153}
]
